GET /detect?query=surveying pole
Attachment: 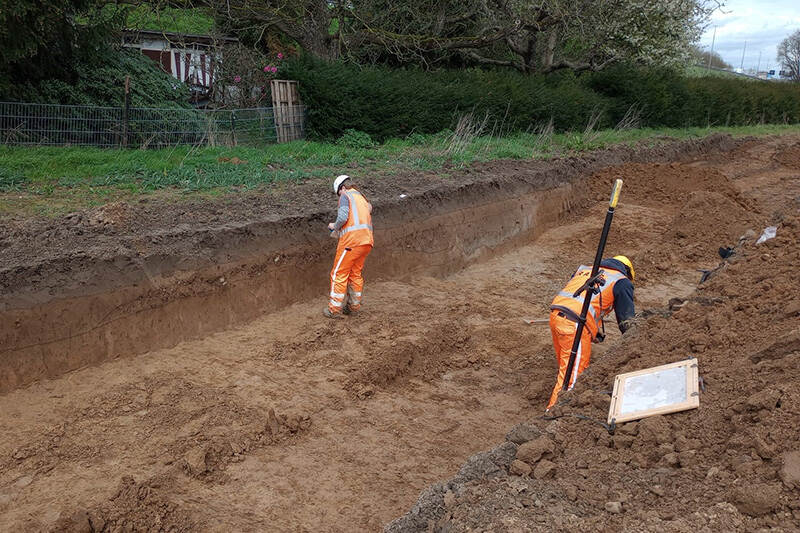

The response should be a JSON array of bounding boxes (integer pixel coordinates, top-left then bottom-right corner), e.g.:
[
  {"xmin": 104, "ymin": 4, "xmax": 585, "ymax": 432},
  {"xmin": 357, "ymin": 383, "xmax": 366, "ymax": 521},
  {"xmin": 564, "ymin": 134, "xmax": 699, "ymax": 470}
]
[{"xmin": 562, "ymin": 179, "xmax": 623, "ymax": 391}]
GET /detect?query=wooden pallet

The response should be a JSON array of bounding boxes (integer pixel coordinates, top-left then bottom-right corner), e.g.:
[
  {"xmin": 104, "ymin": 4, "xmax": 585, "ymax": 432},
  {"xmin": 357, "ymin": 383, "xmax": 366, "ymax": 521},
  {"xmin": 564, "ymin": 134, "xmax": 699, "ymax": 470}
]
[{"xmin": 270, "ymin": 80, "xmax": 304, "ymax": 143}]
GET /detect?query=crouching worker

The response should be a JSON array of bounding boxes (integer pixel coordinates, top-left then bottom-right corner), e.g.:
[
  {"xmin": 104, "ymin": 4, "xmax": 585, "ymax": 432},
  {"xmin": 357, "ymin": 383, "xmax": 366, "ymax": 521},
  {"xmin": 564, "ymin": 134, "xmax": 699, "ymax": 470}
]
[
  {"xmin": 324, "ymin": 175, "xmax": 373, "ymax": 318},
  {"xmin": 547, "ymin": 255, "xmax": 636, "ymax": 409}
]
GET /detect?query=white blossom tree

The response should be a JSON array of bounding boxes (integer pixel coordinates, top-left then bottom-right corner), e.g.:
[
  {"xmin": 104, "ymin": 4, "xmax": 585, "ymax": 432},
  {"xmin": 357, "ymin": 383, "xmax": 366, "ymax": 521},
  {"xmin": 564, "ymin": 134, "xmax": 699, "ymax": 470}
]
[{"xmin": 142, "ymin": 0, "xmax": 721, "ymax": 73}]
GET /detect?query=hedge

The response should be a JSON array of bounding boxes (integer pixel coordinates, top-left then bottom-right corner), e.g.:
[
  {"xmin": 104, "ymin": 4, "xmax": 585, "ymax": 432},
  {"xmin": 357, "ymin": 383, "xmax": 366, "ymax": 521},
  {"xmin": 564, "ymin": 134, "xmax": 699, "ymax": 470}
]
[{"xmin": 281, "ymin": 58, "xmax": 800, "ymax": 141}]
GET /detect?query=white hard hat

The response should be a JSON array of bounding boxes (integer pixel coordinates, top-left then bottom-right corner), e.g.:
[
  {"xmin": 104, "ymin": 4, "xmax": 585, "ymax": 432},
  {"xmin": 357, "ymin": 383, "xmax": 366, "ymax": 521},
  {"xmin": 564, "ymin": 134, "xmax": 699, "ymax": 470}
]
[{"xmin": 333, "ymin": 174, "xmax": 349, "ymax": 194}]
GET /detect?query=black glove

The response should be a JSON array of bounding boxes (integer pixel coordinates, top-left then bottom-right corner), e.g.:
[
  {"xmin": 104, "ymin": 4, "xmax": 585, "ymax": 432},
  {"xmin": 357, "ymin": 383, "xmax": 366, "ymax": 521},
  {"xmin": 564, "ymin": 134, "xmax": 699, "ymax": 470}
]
[{"xmin": 593, "ymin": 332, "xmax": 605, "ymax": 344}]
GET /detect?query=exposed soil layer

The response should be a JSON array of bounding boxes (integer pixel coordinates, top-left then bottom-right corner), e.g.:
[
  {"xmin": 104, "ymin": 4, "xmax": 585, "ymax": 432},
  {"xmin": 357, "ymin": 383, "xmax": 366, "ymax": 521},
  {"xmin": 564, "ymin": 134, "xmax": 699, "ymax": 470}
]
[
  {"xmin": 389, "ymin": 138, "xmax": 800, "ymax": 532},
  {"xmin": 1, "ymin": 134, "xmax": 743, "ymax": 394},
  {"xmin": 0, "ymin": 134, "xmax": 799, "ymax": 532},
  {"xmin": 773, "ymin": 140, "xmax": 800, "ymax": 169}
]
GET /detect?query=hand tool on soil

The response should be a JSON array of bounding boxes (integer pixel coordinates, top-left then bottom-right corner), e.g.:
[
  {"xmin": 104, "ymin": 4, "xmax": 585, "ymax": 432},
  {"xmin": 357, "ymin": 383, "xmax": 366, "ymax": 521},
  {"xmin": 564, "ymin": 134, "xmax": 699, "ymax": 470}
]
[{"xmin": 562, "ymin": 178, "xmax": 623, "ymax": 392}]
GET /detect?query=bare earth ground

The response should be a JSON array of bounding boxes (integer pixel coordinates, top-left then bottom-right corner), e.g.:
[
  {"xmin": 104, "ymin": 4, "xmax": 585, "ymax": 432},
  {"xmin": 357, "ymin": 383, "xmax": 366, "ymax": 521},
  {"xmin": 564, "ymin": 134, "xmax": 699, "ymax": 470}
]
[{"xmin": 1, "ymin": 135, "xmax": 799, "ymax": 532}]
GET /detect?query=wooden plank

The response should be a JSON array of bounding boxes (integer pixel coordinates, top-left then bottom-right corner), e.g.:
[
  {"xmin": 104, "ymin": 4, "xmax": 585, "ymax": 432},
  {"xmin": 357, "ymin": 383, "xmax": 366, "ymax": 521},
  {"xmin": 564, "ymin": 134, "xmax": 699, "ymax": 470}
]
[
  {"xmin": 607, "ymin": 358, "xmax": 700, "ymax": 425},
  {"xmin": 286, "ymin": 81, "xmax": 295, "ymax": 141},
  {"xmin": 283, "ymin": 82, "xmax": 291, "ymax": 141},
  {"xmin": 271, "ymin": 80, "xmax": 284, "ymax": 143},
  {"xmin": 282, "ymin": 82, "xmax": 289, "ymax": 141},
  {"xmin": 269, "ymin": 80, "xmax": 279, "ymax": 142},
  {"xmin": 288, "ymin": 81, "xmax": 298, "ymax": 140},
  {"xmin": 281, "ymin": 82, "xmax": 288, "ymax": 142}
]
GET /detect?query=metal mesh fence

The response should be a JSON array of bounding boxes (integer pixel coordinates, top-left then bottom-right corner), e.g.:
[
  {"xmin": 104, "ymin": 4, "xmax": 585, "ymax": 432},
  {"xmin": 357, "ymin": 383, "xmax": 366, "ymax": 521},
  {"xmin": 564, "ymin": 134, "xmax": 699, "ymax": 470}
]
[{"xmin": 0, "ymin": 102, "xmax": 306, "ymax": 148}]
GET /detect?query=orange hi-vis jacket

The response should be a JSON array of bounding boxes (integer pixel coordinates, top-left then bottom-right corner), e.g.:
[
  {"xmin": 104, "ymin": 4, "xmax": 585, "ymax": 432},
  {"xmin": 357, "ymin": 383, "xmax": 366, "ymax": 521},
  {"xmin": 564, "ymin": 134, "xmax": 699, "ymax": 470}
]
[
  {"xmin": 550, "ymin": 265, "xmax": 629, "ymax": 339},
  {"xmin": 338, "ymin": 189, "xmax": 373, "ymax": 248}
]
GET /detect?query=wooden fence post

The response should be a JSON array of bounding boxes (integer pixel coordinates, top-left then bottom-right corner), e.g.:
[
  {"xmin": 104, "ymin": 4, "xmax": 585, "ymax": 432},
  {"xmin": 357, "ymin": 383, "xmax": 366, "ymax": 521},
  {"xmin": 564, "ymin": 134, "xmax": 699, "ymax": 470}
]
[{"xmin": 122, "ymin": 75, "xmax": 130, "ymax": 148}]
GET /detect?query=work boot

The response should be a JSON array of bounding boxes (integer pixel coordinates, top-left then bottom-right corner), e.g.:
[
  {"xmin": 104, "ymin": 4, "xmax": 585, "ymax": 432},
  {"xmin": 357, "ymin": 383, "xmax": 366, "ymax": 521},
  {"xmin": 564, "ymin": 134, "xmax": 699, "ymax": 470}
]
[
  {"xmin": 343, "ymin": 304, "xmax": 361, "ymax": 316},
  {"xmin": 345, "ymin": 287, "xmax": 361, "ymax": 315},
  {"xmin": 323, "ymin": 308, "xmax": 344, "ymax": 319},
  {"xmin": 341, "ymin": 291, "xmax": 351, "ymax": 315}
]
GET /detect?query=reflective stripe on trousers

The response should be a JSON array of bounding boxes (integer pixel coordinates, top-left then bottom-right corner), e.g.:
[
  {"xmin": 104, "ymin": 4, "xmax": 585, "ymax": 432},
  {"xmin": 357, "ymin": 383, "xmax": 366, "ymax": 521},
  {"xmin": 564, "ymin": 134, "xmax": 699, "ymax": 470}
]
[
  {"xmin": 329, "ymin": 244, "xmax": 372, "ymax": 313},
  {"xmin": 329, "ymin": 248, "xmax": 349, "ymax": 309}
]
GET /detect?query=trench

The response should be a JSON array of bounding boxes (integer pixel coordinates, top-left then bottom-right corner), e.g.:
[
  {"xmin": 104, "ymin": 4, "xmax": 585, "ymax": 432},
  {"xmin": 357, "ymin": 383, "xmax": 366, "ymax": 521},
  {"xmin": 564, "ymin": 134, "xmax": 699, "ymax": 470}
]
[
  {"xmin": 2, "ymin": 134, "xmax": 791, "ymax": 532},
  {"xmin": 0, "ymin": 181, "xmax": 585, "ymax": 393}
]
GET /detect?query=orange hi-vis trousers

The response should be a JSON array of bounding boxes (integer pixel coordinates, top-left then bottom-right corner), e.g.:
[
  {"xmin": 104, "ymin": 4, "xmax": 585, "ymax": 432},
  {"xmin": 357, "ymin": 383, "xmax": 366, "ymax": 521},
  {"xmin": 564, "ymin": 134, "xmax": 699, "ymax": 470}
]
[
  {"xmin": 547, "ymin": 309, "xmax": 593, "ymax": 409},
  {"xmin": 329, "ymin": 244, "xmax": 372, "ymax": 314}
]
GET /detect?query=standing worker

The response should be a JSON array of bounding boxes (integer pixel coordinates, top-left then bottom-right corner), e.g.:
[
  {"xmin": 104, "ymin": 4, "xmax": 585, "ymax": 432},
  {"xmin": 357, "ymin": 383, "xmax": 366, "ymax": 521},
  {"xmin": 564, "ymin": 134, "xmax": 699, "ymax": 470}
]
[
  {"xmin": 324, "ymin": 175, "xmax": 374, "ymax": 318},
  {"xmin": 547, "ymin": 256, "xmax": 635, "ymax": 409}
]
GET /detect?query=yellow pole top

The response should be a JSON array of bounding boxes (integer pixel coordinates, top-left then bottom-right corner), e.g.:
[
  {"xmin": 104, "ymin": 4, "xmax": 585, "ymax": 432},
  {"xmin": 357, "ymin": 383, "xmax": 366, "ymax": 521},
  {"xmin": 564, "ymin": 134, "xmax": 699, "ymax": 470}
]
[{"xmin": 609, "ymin": 178, "xmax": 623, "ymax": 208}]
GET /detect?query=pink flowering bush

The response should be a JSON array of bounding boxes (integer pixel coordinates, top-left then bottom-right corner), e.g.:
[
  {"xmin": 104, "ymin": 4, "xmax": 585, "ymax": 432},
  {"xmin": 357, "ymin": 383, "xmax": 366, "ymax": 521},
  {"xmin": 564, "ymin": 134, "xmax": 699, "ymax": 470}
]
[{"xmin": 215, "ymin": 44, "xmax": 290, "ymax": 107}]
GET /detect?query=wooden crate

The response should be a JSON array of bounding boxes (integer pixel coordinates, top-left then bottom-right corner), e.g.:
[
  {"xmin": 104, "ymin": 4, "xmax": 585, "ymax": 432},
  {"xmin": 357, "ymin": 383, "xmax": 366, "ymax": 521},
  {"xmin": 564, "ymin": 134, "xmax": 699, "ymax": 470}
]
[{"xmin": 270, "ymin": 80, "xmax": 304, "ymax": 143}]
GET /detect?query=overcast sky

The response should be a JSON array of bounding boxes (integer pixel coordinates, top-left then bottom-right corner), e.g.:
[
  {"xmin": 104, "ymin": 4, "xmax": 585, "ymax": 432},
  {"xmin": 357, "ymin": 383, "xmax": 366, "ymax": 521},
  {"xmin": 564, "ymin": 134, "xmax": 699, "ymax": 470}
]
[{"xmin": 698, "ymin": 0, "xmax": 800, "ymax": 71}]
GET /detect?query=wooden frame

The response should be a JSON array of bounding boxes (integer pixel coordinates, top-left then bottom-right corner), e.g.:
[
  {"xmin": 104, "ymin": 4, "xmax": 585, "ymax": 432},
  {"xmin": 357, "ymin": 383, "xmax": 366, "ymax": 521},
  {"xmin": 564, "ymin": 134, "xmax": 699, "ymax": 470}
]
[
  {"xmin": 269, "ymin": 80, "xmax": 303, "ymax": 143},
  {"xmin": 607, "ymin": 358, "xmax": 699, "ymax": 425}
]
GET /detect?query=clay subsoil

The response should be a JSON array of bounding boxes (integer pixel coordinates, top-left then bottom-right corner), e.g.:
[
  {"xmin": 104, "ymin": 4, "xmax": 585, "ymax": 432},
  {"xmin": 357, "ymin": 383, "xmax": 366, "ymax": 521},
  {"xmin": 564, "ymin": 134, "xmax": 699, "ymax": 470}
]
[{"xmin": 1, "ymin": 134, "xmax": 799, "ymax": 532}]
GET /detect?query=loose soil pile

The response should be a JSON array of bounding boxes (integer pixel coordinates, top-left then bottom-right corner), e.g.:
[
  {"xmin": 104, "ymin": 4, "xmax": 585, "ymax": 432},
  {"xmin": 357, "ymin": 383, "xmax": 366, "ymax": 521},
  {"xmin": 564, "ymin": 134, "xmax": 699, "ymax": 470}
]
[
  {"xmin": 390, "ymin": 215, "xmax": 800, "ymax": 532},
  {"xmin": 774, "ymin": 141, "xmax": 800, "ymax": 170},
  {"xmin": 389, "ymin": 140, "xmax": 800, "ymax": 532}
]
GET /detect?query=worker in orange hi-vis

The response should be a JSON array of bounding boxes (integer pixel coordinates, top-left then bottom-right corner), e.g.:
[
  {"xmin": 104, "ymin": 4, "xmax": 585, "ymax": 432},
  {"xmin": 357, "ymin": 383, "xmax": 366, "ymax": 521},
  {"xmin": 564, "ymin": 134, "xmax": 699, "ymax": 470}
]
[
  {"xmin": 324, "ymin": 175, "xmax": 374, "ymax": 319},
  {"xmin": 547, "ymin": 256, "xmax": 636, "ymax": 409}
]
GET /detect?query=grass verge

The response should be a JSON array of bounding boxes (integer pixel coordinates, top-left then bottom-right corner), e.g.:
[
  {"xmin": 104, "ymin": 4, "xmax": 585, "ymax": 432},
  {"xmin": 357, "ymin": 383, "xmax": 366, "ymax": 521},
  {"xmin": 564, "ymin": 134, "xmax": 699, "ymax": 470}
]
[{"xmin": 1, "ymin": 124, "xmax": 798, "ymax": 217}]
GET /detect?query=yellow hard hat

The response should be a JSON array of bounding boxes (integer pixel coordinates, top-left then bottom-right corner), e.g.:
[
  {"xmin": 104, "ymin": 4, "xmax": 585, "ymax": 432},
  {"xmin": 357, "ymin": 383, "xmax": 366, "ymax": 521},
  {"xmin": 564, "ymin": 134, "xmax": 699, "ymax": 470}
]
[{"xmin": 613, "ymin": 255, "xmax": 635, "ymax": 281}]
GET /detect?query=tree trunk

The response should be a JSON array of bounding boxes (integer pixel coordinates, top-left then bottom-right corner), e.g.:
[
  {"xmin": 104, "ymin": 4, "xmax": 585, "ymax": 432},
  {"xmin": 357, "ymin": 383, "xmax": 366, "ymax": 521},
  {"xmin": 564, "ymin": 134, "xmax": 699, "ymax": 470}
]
[{"xmin": 542, "ymin": 31, "xmax": 556, "ymax": 70}]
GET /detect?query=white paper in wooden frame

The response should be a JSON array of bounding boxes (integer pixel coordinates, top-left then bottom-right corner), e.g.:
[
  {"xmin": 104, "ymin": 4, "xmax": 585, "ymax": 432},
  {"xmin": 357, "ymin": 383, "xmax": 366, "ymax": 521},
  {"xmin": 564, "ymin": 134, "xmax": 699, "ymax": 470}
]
[{"xmin": 607, "ymin": 358, "xmax": 700, "ymax": 425}]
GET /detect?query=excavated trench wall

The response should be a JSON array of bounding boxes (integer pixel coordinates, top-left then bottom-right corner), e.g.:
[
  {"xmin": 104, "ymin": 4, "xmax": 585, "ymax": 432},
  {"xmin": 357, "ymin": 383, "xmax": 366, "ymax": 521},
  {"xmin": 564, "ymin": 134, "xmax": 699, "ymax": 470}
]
[
  {"xmin": 0, "ymin": 180, "xmax": 584, "ymax": 394},
  {"xmin": 0, "ymin": 134, "xmax": 743, "ymax": 394}
]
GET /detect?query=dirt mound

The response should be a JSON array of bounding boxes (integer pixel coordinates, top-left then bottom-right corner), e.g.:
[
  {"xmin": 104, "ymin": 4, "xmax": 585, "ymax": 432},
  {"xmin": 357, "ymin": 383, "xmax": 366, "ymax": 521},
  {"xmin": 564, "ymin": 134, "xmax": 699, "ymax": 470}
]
[
  {"xmin": 391, "ymin": 215, "xmax": 800, "ymax": 531},
  {"xmin": 774, "ymin": 142, "xmax": 800, "ymax": 169},
  {"xmin": 344, "ymin": 322, "xmax": 472, "ymax": 397},
  {"xmin": 668, "ymin": 190, "xmax": 757, "ymax": 242},
  {"xmin": 52, "ymin": 474, "xmax": 196, "ymax": 533},
  {"xmin": 584, "ymin": 160, "xmax": 765, "ymax": 278},
  {"xmin": 588, "ymin": 162, "xmax": 741, "ymax": 207},
  {"xmin": 657, "ymin": 190, "xmax": 763, "ymax": 263}
]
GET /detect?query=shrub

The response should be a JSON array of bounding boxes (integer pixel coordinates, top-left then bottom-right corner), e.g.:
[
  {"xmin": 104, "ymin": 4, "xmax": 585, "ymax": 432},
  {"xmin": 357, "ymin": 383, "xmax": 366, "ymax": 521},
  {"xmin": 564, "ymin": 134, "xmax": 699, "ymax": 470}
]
[
  {"xmin": 281, "ymin": 57, "xmax": 608, "ymax": 141},
  {"xmin": 282, "ymin": 57, "xmax": 800, "ymax": 140},
  {"xmin": 337, "ymin": 129, "xmax": 375, "ymax": 149},
  {"xmin": 7, "ymin": 47, "xmax": 190, "ymax": 108}
]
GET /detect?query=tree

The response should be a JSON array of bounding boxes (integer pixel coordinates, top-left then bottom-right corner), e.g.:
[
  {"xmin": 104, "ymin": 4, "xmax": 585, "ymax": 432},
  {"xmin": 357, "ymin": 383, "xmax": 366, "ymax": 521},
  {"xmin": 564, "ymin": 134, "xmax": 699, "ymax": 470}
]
[
  {"xmin": 350, "ymin": 0, "xmax": 721, "ymax": 72},
  {"xmin": 777, "ymin": 29, "xmax": 800, "ymax": 81},
  {"xmin": 689, "ymin": 45, "xmax": 731, "ymax": 69},
  {"xmin": 0, "ymin": 0, "xmax": 122, "ymax": 99},
  {"xmin": 147, "ymin": 0, "xmax": 720, "ymax": 73}
]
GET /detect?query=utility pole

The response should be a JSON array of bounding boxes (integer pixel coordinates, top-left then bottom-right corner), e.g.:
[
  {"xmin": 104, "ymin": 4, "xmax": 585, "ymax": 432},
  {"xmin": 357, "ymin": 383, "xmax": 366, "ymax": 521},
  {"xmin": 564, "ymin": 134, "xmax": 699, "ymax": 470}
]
[
  {"xmin": 707, "ymin": 26, "xmax": 717, "ymax": 70},
  {"xmin": 740, "ymin": 41, "xmax": 747, "ymax": 71},
  {"xmin": 756, "ymin": 50, "xmax": 762, "ymax": 75}
]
